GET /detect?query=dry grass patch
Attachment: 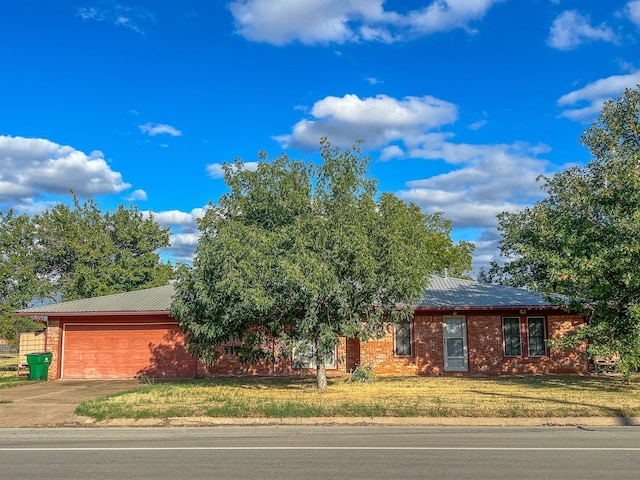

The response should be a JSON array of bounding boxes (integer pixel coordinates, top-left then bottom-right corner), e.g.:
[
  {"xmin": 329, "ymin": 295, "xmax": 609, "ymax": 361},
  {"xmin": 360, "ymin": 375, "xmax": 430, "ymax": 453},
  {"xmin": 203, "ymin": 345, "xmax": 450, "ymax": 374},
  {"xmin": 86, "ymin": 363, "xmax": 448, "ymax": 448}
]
[{"xmin": 75, "ymin": 374, "xmax": 640, "ymax": 421}]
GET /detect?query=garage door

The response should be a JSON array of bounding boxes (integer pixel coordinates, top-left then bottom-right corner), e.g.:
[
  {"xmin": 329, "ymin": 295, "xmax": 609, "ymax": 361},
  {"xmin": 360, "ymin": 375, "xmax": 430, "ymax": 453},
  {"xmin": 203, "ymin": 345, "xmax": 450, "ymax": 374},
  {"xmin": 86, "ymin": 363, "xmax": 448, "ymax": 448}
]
[{"xmin": 62, "ymin": 323, "xmax": 197, "ymax": 379}]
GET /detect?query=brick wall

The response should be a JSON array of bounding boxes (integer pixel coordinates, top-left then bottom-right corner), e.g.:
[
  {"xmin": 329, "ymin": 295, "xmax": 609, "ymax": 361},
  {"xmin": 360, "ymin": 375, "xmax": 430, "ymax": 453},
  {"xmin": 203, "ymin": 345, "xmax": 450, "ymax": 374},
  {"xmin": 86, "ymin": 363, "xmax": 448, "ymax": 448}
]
[
  {"xmin": 204, "ymin": 338, "xmax": 350, "ymax": 376},
  {"xmin": 359, "ymin": 310, "xmax": 587, "ymax": 376},
  {"xmin": 44, "ymin": 319, "xmax": 61, "ymax": 379},
  {"xmin": 40, "ymin": 310, "xmax": 587, "ymax": 380}
]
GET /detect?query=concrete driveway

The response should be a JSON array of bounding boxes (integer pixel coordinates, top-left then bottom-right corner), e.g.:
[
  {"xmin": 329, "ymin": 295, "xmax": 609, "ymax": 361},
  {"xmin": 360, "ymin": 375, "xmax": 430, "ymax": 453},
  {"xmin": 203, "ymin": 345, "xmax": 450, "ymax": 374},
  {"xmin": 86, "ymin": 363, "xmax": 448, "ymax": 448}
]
[{"xmin": 0, "ymin": 379, "xmax": 139, "ymax": 427}]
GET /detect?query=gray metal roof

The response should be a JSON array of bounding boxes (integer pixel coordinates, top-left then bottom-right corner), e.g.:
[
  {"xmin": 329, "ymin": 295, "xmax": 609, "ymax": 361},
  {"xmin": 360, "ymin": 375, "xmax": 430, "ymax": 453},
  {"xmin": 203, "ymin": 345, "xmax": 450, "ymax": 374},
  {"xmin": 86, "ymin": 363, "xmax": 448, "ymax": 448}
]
[
  {"xmin": 417, "ymin": 276, "xmax": 555, "ymax": 309},
  {"xmin": 15, "ymin": 285, "xmax": 175, "ymax": 315},
  {"xmin": 14, "ymin": 276, "xmax": 557, "ymax": 317}
]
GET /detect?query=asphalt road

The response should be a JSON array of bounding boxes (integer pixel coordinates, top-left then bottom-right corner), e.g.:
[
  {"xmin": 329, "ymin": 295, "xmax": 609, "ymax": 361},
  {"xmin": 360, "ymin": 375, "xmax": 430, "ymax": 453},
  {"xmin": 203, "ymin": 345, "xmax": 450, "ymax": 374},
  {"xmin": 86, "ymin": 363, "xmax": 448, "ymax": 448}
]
[{"xmin": 1, "ymin": 426, "xmax": 639, "ymax": 480}]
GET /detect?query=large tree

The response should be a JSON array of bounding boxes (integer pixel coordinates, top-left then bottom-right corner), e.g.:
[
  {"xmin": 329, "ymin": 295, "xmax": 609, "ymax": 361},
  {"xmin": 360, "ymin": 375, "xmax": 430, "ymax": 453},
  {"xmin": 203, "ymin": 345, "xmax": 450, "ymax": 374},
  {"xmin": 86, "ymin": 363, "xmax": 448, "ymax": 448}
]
[
  {"xmin": 0, "ymin": 210, "xmax": 42, "ymax": 346},
  {"xmin": 0, "ymin": 196, "xmax": 173, "ymax": 345},
  {"xmin": 34, "ymin": 196, "xmax": 174, "ymax": 301},
  {"xmin": 171, "ymin": 139, "xmax": 473, "ymax": 388},
  {"xmin": 490, "ymin": 86, "xmax": 640, "ymax": 374}
]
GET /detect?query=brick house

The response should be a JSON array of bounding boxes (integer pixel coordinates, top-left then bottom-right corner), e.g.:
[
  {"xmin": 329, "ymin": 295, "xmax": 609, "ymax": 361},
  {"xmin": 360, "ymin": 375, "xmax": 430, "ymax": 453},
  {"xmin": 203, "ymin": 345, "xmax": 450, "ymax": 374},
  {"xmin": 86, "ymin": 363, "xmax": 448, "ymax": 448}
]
[
  {"xmin": 357, "ymin": 276, "xmax": 587, "ymax": 376},
  {"xmin": 14, "ymin": 276, "xmax": 587, "ymax": 379}
]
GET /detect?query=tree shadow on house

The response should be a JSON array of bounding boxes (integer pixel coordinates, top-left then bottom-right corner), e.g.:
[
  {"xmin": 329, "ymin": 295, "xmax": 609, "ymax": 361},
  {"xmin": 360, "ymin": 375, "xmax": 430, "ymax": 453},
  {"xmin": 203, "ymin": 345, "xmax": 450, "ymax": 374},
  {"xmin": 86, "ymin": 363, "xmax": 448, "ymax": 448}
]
[{"xmin": 137, "ymin": 329, "xmax": 198, "ymax": 380}]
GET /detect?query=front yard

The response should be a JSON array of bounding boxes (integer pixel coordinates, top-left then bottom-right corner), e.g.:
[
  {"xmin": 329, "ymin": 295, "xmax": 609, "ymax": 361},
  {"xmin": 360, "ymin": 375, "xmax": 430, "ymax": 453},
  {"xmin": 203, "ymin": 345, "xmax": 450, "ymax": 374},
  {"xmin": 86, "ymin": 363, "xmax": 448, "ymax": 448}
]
[{"xmin": 75, "ymin": 374, "xmax": 640, "ymax": 421}]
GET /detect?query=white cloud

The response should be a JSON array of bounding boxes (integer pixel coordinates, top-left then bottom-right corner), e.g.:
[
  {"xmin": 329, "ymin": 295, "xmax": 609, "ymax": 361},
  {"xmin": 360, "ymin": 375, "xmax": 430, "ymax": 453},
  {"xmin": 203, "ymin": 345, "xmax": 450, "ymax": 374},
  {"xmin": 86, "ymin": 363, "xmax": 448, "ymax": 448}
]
[
  {"xmin": 275, "ymin": 94, "xmax": 458, "ymax": 150},
  {"xmin": 229, "ymin": 0, "xmax": 502, "ymax": 45},
  {"xmin": 0, "ymin": 135, "xmax": 130, "ymax": 203},
  {"xmin": 139, "ymin": 123, "xmax": 183, "ymax": 137},
  {"xmin": 398, "ymin": 142, "xmax": 556, "ymax": 274},
  {"xmin": 149, "ymin": 207, "xmax": 206, "ymax": 227},
  {"xmin": 127, "ymin": 189, "xmax": 147, "ymax": 201},
  {"xmin": 276, "ymin": 92, "xmax": 561, "ymax": 274},
  {"xmin": 146, "ymin": 207, "xmax": 208, "ymax": 264},
  {"xmin": 206, "ymin": 161, "xmax": 260, "ymax": 179},
  {"xmin": 398, "ymin": 143, "xmax": 551, "ymax": 229},
  {"xmin": 162, "ymin": 232, "xmax": 200, "ymax": 264},
  {"xmin": 557, "ymin": 71, "xmax": 640, "ymax": 121},
  {"xmin": 77, "ymin": 2, "xmax": 156, "ymax": 35},
  {"xmin": 548, "ymin": 10, "xmax": 617, "ymax": 50},
  {"xmin": 626, "ymin": 0, "xmax": 640, "ymax": 27}
]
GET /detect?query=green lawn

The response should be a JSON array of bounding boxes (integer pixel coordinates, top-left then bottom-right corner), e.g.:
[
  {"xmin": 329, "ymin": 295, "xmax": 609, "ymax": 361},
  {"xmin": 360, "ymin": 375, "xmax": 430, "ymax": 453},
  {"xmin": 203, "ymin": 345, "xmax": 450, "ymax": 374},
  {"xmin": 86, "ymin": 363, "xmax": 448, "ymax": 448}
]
[
  {"xmin": 0, "ymin": 371, "xmax": 30, "ymax": 389},
  {"xmin": 75, "ymin": 374, "xmax": 640, "ymax": 421}
]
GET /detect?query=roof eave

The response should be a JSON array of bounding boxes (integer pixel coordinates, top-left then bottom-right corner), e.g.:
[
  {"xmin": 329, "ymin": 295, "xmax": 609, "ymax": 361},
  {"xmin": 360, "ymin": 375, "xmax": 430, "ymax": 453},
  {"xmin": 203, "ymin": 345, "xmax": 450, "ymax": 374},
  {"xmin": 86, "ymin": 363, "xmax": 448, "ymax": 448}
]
[
  {"xmin": 13, "ymin": 310, "xmax": 171, "ymax": 317},
  {"xmin": 414, "ymin": 305, "xmax": 566, "ymax": 312}
]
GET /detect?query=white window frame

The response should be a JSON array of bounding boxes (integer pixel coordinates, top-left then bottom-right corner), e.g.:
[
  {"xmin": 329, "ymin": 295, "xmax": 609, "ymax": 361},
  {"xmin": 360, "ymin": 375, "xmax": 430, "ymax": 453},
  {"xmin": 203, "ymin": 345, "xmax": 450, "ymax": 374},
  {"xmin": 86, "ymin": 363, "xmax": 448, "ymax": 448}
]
[{"xmin": 443, "ymin": 316, "xmax": 468, "ymax": 372}]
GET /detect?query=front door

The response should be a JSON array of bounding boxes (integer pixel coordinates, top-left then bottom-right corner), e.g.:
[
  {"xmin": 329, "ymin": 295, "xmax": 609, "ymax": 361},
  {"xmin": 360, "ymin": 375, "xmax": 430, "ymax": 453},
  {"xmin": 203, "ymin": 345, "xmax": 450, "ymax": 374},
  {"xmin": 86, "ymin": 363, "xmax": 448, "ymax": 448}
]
[{"xmin": 443, "ymin": 316, "xmax": 468, "ymax": 372}]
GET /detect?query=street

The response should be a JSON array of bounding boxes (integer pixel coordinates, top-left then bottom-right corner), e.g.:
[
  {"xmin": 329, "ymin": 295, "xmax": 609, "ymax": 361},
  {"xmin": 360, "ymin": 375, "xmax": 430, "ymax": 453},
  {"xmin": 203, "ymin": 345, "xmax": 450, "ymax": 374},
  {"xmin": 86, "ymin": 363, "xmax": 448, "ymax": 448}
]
[{"xmin": 1, "ymin": 426, "xmax": 638, "ymax": 479}]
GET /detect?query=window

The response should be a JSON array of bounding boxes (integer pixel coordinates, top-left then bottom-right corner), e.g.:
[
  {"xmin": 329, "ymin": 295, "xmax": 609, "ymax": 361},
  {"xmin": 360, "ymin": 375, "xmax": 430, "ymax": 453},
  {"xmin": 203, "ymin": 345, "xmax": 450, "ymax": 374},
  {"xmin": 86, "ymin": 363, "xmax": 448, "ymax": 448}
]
[
  {"xmin": 292, "ymin": 341, "xmax": 337, "ymax": 369},
  {"xmin": 394, "ymin": 322, "xmax": 412, "ymax": 356},
  {"xmin": 527, "ymin": 317, "xmax": 547, "ymax": 356},
  {"xmin": 502, "ymin": 317, "xmax": 522, "ymax": 356},
  {"xmin": 502, "ymin": 316, "xmax": 547, "ymax": 357}
]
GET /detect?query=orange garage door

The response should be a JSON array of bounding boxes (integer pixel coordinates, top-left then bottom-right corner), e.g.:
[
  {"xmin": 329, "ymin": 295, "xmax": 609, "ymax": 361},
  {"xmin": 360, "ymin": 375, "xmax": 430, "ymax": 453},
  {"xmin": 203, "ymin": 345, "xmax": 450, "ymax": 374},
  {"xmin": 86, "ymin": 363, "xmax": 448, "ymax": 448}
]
[{"xmin": 62, "ymin": 323, "xmax": 197, "ymax": 379}]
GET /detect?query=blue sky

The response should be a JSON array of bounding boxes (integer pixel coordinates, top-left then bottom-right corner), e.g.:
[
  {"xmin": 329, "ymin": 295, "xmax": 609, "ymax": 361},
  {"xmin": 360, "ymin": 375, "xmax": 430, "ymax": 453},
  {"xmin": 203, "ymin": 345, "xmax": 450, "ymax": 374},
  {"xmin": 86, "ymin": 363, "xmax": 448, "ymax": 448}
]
[{"xmin": 1, "ymin": 1, "xmax": 639, "ymax": 274}]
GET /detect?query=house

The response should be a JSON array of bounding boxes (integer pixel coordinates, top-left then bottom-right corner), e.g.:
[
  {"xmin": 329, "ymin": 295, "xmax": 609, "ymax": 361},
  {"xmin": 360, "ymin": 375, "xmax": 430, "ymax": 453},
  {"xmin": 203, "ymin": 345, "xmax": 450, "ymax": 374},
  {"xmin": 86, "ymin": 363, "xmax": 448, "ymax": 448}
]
[{"xmin": 13, "ymin": 277, "xmax": 588, "ymax": 380}]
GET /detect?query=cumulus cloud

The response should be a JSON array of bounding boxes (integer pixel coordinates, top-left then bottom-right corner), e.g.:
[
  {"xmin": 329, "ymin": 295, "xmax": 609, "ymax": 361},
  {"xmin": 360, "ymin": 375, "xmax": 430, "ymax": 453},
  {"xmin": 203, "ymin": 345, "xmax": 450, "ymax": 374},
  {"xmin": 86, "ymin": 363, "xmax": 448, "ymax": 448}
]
[
  {"xmin": 162, "ymin": 231, "xmax": 201, "ymax": 264},
  {"xmin": 547, "ymin": 10, "xmax": 617, "ymax": 50},
  {"xmin": 139, "ymin": 123, "xmax": 182, "ymax": 137},
  {"xmin": 398, "ymin": 143, "xmax": 552, "ymax": 228},
  {"xmin": 0, "ymin": 135, "xmax": 130, "ymax": 204},
  {"xmin": 397, "ymin": 141, "xmax": 557, "ymax": 273},
  {"xmin": 276, "ymin": 92, "xmax": 562, "ymax": 273},
  {"xmin": 145, "ymin": 207, "xmax": 207, "ymax": 264},
  {"xmin": 127, "ymin": 189, "xmax": 147, "ymax": 201},
  {"xmin": 150, "ymin": 208, "xmax": 207, "ymax": 227},
  {"xmin": 275, "ymin": 94, "xmax": 458, "ymax": 150},
  {"xmin": 557, "ymin": 71, "xmax": 640, "ymax": 121},
  {"xmin": 229, "ymin": 0, "xmax": 502, "ymax": 45},
  {"xmin": 206, "ymin": 161, "xmax": 260, "ymax": 179},
  {"xmin": 77, "ymin": 2, "xmax": 156, "ymax": 34}
]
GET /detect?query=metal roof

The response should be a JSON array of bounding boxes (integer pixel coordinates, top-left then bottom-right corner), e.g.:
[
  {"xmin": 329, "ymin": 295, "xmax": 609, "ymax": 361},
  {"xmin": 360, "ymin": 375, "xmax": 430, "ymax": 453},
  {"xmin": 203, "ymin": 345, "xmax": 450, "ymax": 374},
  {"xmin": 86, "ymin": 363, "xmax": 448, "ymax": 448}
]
[
  {"xmin": 14, "ymin": 285, "xmax": 175, "ymax": 316},
  {"xmin": 417, "ymin": 276, "xmax": 555, "ymax": 309},
  {"xmin": 14, "ymin": 276, "xmax": 558, "ymax": 317}
]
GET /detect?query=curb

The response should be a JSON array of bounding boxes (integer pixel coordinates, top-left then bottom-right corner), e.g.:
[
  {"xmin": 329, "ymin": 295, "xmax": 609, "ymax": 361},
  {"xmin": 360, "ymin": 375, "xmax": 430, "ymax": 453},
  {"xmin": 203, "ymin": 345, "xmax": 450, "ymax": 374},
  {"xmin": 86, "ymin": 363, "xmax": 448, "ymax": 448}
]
[{"xmin": 85, "ymin": 416, "xmax": 640, "ymax": 427}]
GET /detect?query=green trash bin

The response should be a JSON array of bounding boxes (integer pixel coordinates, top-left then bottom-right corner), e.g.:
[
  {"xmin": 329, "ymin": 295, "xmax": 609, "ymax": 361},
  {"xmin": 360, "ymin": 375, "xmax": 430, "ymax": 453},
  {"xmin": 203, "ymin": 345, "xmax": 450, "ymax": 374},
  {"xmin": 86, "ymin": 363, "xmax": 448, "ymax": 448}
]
[{"xmin": 26, "ymin": 352, "xmax": 53, "ymax": 380}]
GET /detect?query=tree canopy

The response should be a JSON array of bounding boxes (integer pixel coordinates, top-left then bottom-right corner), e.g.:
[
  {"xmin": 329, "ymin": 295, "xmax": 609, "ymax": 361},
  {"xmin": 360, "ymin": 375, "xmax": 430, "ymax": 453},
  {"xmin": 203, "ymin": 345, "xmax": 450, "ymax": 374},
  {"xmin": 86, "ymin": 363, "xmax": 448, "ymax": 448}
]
[
  {"xmin": 0, "ymin": 196, "xmax": 173, "ymax": 346},
  {"xmin": 171, "ymin": 139, "xmax": 474, "ymax": 388},
  {"xmin": 488, "ymin": 86, "xmax": 640, "ymax": 374}
]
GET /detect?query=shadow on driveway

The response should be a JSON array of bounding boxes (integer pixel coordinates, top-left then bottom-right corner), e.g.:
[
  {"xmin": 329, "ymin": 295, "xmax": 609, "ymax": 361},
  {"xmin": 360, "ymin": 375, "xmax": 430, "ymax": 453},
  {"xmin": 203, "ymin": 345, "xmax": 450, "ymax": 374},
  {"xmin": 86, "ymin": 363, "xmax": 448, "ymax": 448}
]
[{"xmin": 0, "ymin": 379, "xmax": 139, "ymax": 427}]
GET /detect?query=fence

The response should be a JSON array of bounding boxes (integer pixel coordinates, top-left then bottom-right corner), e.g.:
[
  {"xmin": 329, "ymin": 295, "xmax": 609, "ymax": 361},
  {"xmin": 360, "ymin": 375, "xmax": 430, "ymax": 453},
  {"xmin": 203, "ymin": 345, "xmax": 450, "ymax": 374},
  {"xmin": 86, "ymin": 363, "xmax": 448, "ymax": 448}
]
[{"xmin": 17, "ymin": 332, "xmax": 46, "ymax": 376}]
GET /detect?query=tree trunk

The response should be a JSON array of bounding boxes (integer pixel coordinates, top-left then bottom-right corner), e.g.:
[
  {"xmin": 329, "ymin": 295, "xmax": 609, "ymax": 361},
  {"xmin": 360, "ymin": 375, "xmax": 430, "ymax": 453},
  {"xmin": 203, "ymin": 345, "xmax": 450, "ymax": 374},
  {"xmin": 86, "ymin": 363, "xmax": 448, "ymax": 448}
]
[
  {"xmin": 315, "ymin": 343, "xmax": 328, "ymax": 389},
  {"xmin": 316, "ymin": 361, "xmax": 328, "ymax": 389}
]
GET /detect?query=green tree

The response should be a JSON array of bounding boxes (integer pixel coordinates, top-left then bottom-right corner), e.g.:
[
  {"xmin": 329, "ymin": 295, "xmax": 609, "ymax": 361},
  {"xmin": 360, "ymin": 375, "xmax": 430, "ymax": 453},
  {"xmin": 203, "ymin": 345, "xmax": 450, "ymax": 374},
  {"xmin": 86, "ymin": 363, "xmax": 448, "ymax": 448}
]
[
  {"xmin": 172, "ymin": 139, "xmax": 473, "ymax": 388},
  {"xmin": 491, "ymin": 86, "xmax": 640, "ymax": 375},
  {"xmin": 34, "ymin": 195, "xmax": 174, "ymax": 301},
  {"xmin": 0, "ymin": 196, "xmax": 174, "ymax": 345},
  {"xmin": 0, "ymin": 210, "xmax": 43, "ymax": 346}
]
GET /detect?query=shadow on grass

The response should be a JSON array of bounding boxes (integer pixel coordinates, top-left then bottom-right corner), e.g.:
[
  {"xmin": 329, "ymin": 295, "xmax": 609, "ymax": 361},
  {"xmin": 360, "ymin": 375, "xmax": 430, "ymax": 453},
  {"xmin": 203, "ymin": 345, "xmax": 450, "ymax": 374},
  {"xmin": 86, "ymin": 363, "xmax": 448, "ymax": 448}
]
[
  {"xmin": 476, "ymin": 374, "xmax": 635, "ymax": 393},
  {"xmin": 466, "ymin": 387, "xmax": 639, "ymax": 424}
]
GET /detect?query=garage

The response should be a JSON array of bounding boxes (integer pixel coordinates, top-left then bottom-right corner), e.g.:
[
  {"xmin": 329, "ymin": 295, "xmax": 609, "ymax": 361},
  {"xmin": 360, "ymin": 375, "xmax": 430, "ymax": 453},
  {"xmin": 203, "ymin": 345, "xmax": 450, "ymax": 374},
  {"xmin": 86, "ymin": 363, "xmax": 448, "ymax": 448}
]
[
  {"xmin": 13, "ymin": 285, "xmax": 200, "ymax": 380},
  {"xmin": 61, "ymin": 321, "xmax": 197, "ymax": 379}
]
